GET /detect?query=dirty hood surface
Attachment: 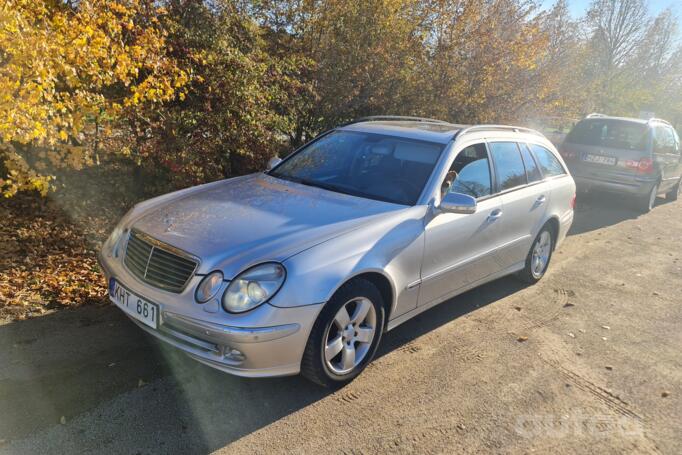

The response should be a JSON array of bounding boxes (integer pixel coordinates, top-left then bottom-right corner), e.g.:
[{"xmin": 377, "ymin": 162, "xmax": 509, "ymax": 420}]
[{"xmin": 130, "ymin": 173, "xmax": 404, "ymax": 276}]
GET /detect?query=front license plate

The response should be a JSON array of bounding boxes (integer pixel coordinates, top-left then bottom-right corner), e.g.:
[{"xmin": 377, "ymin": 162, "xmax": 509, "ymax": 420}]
[
  {"xmin": 583, "ymin": 154, "xmax": 616, "ymax": 165},
  {"xmin": 109, "ymin": 278, "xmax": 159, "ymax": 329}
]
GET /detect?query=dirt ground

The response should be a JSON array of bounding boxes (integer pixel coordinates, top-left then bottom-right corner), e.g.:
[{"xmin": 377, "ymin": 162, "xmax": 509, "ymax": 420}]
[{"xmin": 1, "ymin": 192, "xmax": 680, "ymax": 454}]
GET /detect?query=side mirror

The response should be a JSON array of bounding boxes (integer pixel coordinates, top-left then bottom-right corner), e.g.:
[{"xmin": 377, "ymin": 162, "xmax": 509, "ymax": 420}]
[
  {"xmin": 266, "ymin": 157, "xmax": 282, "ymax": 171},
  {"xmin": 439, "ymin": 192, "xmax": 477, "ymax": 214}
]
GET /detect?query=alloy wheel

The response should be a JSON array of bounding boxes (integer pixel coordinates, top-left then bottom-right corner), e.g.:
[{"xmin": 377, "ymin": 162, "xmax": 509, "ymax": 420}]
[
  {"xmin": 531, "ymin": 231, "xmax": 552, "ymax": 279},
  {"xmin": 324, "ymin": 297, "xmax": 377, "ymax": 375},
  {"xmin": 648, "ymin": 186, "xmax": 657, "ymax": 210}
]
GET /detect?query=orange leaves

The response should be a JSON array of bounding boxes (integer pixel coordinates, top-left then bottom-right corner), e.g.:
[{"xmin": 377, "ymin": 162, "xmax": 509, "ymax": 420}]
[{"xmin": 0, "ymin": 194, "xmax": 111, "ymax": 321}]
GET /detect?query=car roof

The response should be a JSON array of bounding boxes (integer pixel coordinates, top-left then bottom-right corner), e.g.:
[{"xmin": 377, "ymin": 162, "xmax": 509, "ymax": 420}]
[
  {"xmin": 339, "ymin": 120, "xmax": 464, "ymax": 144},
  {"xmin": 582, "ymin": 115, "xmax": 649, "ymax": 125},
  {"xmin": 338, "ymin": 118, "xmax": 552, "ymax": 148},
  {"xmin": 580, "ymin": 115, "xmax": 678, "ymax": 128}
]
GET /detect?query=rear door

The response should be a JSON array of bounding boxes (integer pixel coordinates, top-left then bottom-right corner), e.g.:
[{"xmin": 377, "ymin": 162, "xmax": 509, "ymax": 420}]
[
  {"xmin": 563, "ymin": 119, "xmax": 651, "ymax": 185},
  {"xmin": 488, "ymin": 142, "xmax": 548, "ymax": 269}
]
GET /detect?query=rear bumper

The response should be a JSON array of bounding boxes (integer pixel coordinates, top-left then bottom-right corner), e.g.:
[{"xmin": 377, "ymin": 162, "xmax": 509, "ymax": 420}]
[{"xmin": 573, "ymin": 175, "xmax": 657, "ymax": 196}]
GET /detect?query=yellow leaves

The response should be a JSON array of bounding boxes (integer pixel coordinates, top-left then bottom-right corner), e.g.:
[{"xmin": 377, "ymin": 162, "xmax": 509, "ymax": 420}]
[{"xmin": 0, "ymin": 0, "xmax": 190, "ymax": 197}]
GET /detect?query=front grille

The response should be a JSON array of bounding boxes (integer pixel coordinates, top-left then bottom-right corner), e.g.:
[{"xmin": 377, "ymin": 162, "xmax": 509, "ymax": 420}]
[{"xmin": 124, "ymin": 230, "xmax": 198, "ymax": 293}]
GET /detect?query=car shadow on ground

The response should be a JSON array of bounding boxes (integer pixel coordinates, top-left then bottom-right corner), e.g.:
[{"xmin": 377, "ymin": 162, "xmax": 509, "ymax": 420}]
[
  {"xmin": 0, "ymin": 278, "xmax": 527, "ymax": 453},
  {"xmin": 0, "ymin": 192, "xmax": 667, "ymax": 453},
  {"xmin": 568, "ymin": 190, "xmax": 672, "ymax": 236}
]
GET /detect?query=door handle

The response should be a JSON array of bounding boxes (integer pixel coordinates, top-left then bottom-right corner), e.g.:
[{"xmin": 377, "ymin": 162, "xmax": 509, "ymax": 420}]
[
  {"xmin": 487, "ymin": 209, "xmax": 503, "ymax": 221},
  {"xmin": 536, "ymin": 195, "xmax": 547, "ymax": 205}
]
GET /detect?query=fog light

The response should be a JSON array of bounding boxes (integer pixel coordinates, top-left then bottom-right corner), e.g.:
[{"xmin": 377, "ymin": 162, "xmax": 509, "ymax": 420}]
[{"xmin": 224, "ymin": 348, "xmax": 245, "ymax": 362}]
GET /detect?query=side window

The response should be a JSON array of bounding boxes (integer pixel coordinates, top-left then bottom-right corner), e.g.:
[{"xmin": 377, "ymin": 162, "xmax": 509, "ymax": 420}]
[
  {"xmin": 653, "ymin": 126, "xmax": 675, "ymax": 153},
  {"xmin": 666, "ymin": 127, "xmax": 679, "ymax": 155},
  {"xmin": 674, "ymin": 128, "xmax": 681, "ymax": 154},
  {"xmin": 530, "ymin": 144, "xmax": 566, "ymax": 177},
  {"xmin": 443, "ymin": 143, "xmax": 492, "ymax": 199},
  {"xmin": 489, "ymin": 142, "xmax": 527, "ymax": 191},
  {"xmin": 520, "ymin": 144, "xmax": 543, "ymax": 183}
]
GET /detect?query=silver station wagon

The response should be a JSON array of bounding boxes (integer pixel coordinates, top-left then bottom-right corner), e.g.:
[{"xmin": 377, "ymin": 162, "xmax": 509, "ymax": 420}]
[{"xmin": 99, "ymin": 116, "xmax": 576, "ymax": 387}]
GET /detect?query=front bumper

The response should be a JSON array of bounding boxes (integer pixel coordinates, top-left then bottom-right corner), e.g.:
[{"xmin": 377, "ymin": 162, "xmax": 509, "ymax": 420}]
[{"xmin": 98, "ymin": 252, "xmax": 322, "ymax": 378}]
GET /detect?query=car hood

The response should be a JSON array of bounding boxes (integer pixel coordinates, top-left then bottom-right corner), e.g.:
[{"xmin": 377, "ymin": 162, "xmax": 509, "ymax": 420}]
[{"xmin": 130, "ymin": 173, "xmax": 406, "ymax": 276}]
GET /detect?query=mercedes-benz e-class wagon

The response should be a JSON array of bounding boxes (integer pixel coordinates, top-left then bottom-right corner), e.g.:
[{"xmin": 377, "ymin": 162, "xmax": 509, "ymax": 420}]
[
  {"xmin": 99, "ymin": 116, "xmax": 576, "ymax": 387},
  {"xmin": 561, "ymin": 114, "xmax": 681, "ymax": 212}
]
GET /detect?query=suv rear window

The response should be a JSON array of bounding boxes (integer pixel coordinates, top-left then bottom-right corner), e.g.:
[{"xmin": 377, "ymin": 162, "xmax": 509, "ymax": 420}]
[{"xmin": 566, "ymin": 119, "xmax": 648, "ymax": 151}]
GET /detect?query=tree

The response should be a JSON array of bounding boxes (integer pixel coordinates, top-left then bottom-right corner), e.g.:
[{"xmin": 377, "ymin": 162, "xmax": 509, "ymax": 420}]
[
  {"xmin": 0, "ymin": 0, "xmax": 188, "ymax": 197},
  {"xmin": 132, "ymin": 0, "xmax": 312, "ymax": 186}
]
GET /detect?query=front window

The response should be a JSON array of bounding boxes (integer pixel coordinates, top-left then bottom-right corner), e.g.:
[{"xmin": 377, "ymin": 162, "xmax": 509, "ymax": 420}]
[
  {"xmin": 270, "ymin": 131, "xmax": 445, "ymax": 205},
  {"xmin": 442, "ymin": 143, "xmax": 492, "ymax": 199}
]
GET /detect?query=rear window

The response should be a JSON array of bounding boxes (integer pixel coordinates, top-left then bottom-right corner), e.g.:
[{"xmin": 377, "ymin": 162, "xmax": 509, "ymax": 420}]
[
  {"xmin": 489, "ymin": 142, "xmax": 527, "ymax": 191},
  {"xmin": 566, "ymin": 119, "xmax": 649, "ymax": 151}
]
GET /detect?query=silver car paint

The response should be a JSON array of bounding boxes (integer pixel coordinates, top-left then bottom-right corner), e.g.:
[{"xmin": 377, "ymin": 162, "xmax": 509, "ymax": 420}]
[{"xmin": 99, "ymin": 123, "xmax": 575, "ymax": 377}]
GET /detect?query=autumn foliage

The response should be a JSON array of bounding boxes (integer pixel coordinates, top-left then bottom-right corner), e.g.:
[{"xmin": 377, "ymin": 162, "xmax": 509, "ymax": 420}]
[{"xmin": 1, "ymin": 0, "xmax": 681, "ymax": 198}]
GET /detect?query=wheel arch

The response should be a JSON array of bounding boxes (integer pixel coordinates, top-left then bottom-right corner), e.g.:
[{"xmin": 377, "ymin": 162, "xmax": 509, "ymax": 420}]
[
  {"xmin": 326, "ymin": 270, "xmax": 396, "ymax": 328},
  {"xmin": 543, "ymin": 216, "xmax": 560, "ymax": 250}
]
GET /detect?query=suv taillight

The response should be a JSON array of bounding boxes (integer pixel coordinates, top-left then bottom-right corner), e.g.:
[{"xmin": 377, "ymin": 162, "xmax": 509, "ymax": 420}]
[
  {"xmin": 570, "ymin": 193, "xmax": 576, "ymax": 209},
  {"xmin": 637, "ymin": 157, "xmax": 654, "ymax": 174},
  {"xmin": 624, "ymin": 157, "xmax": 654, "ymax": 174}
]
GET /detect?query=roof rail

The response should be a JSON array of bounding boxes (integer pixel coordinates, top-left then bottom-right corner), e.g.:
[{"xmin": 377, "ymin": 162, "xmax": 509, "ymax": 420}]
[
  {"xmin": 647, "ymin": 117, "xmax": 671, "ymax": 126},
  {"xmin": 586, "ymin": 113, "xmax": 608, "ymax": 118},
  {"xmin": 457, "ymin": 124, "xmax": 544, "ymax": 137},
  {"xmin": 342, "ymin": 116, "xmax": 451, "ymax": 126}
]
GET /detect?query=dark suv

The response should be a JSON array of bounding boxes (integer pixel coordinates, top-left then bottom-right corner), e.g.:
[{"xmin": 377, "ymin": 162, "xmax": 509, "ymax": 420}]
[{"xmin": 560, "ymin": 114, "xmax": 681, "ymax": 212}]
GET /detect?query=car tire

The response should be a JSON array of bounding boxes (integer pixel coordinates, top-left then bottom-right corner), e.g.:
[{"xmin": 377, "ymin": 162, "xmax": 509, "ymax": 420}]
[
  {"xmin": 300, "ymin": 278, "xmax": 385, "ymax": 388},
  {"xmin": 517, "ymin": 224, "xmax": 555, "ymax": 284},
  {"xmin": 666, "ymin": 178, "xmax": 681, "ymax": 202},
  {"xmin": 636, "ymin": 184, "xmax": 658, "ymax": 213}
]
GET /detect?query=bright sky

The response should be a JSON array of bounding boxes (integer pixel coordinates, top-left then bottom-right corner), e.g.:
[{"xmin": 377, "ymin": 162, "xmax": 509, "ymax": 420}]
[{"xmin": 540, "ymin": 0, "xmax": 681, "ymax": 17}]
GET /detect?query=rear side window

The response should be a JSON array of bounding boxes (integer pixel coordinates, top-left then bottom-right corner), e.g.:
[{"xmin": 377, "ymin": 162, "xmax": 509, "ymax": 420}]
[
  {"xmin": 530, "ymin": 145, "xmax": 565, "ymax": 177},
  {"xmin": 520, "ymin": 144, "xmax": 543, "ymax": 183},
  {"xmin": 566, "ymin": 119, "xmax": 648, "ymax": 151},
  {"xmin": 653, "ymin": 125, "xmax": 677, "ymax": 154},
  {"xmin": 489, "ymin": 142, "xmax": 527, "ymax": 191}
]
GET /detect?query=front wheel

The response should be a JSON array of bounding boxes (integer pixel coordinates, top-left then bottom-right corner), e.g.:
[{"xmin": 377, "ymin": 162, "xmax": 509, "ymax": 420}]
[
  {"xmin": 301, "ymin": 279, "xmax": 385, "ymax": 388},
  {"xmin": 517, "ymin": 225, "xmax": 554, "ymax": 284}
]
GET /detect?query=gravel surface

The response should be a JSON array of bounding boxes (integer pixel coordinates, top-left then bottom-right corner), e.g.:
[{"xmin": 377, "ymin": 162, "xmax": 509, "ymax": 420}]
[{"xmin": 1, "ymin": 193, "xmax": 680, "ymax": 454}]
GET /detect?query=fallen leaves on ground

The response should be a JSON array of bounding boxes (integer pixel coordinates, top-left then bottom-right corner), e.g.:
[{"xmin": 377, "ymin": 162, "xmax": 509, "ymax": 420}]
[{"xmin": 0, "ymin": 194, "xmax": 124, "ymax": 321}]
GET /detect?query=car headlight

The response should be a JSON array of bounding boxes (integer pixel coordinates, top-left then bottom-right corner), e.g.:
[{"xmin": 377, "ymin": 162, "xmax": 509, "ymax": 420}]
[
  {"xmin": 222, "ymin": 263, "xmax": 286, "ymax": 313},
  {"xmin": 104, "ymin": 225, "xmax": 125, "ymax": 257},
  {"xmin": 195, "ymin": 271, "xmax": 224, "ymax": 303}
]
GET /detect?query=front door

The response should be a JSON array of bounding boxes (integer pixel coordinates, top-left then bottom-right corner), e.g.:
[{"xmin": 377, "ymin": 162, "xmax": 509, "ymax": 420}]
[{"xmin": 419, "ymin": 142, "xmax": 503, "ymax": 307}]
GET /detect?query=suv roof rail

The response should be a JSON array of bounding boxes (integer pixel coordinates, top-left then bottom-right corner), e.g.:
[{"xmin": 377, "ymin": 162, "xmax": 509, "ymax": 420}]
[
  {"xmin": 342, "ymin": 116, "xmax": 452, "ymax": 126},
  {"xmin": 458, "ymin": 124, "xmax": 544, "ymax": 137},
  {"xmin": 586, "ymin": 112, "xmax": 608, "ymax": 118},
  {"xmin": 647, "ymin": 117, "xmax": 671, "ymax": 126}
]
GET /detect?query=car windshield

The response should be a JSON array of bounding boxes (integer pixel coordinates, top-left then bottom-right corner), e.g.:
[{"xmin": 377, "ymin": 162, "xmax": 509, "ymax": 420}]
[
  {"xmin": 566, "ymin": 119, "xmax": 649, "ymax": 151},
  {"xmin": 269, "ymin": 130, "xmax": 445, "ymax": 205}
]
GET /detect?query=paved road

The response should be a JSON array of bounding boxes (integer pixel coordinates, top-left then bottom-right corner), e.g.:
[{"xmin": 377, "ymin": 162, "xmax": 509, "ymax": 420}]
[{"xmin": 1, "ymin": 193, "xmax": 680, "ymax": 454}]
